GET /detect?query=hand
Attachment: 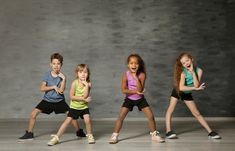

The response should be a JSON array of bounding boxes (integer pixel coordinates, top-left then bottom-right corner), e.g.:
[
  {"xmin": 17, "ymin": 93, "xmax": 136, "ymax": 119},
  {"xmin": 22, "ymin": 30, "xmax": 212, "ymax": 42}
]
[
  {"xmin": 84, "ymin": 96, "xmax": 91, "ymax": 102},
  {"xmin": 54, "ymin": 86, "xmax": 63, "ymax": 94},
  {"xmin": 137, "ymin": 88, "xmax": 145, "ymax": 95},
  {"xmin": 188, "ymin": 64, "xmax": 194, "ymax": 73},
  {"xmin": 195, "ymin": 83, "xmax": 206, "ymax": 90},
  {"xmin": 58, "ymin": 72, "xmax": 66, "ymax": 80},
  {"xmin": 81, "ymin": 80, "xmax": 89, "ymax": 87}
]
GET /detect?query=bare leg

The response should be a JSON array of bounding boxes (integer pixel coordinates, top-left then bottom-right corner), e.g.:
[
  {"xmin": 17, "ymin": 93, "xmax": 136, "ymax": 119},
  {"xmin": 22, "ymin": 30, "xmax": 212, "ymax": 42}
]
[
  {"xmin": 71, "ymin": 120, "xmax": 79, "ymax": 131},
  {"xmin": 113, "ymin": 107, "xmax": 129, "ymax": 133},
  {"xmin": 56, "ymin": 117, "xmax": 73, "ymax": 137},
  {"xmin": 165, "ymin": 97, "xmax": 178, "ymax": 133},
  {"xmin": 27, "ymin": 108, "xmax": 42, "ymax": 132},
  {"xmin": 184, "ymin": 101, "xmax": 212, "ymax": 133},
  {"xmin": 142, "ymin": 107, "xmax": 156, "ymax": 132},
  {"xmin": 83, "ymin": 114, "xmax": 93, "ymax": 134}
]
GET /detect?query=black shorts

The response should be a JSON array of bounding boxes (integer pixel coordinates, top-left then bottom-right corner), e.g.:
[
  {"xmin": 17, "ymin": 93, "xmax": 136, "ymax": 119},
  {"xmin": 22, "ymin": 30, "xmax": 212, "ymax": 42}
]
[
  {"xmin": 67, "ymin": 108, "xmax": 90, "ymax": 119},
  {"xmin": 35, "ymin": 100, "xmax": 69, "ymax": 114},
  {"xmin": 122, "ymin": 97, "xmax": 149, "ymax": 111},
  {"xmin": 171, "ymin": 88, "xmax": 193, "ymax": 101}
]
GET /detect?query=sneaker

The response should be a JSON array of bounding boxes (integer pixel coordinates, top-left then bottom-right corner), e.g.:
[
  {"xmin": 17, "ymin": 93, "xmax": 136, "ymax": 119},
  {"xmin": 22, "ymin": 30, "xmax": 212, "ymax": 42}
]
[
  {"xmin": 109, "ymin": 133, "xmax": 118, "ymax": 144},
  {"xmin": 18, "ymin": 131, "xmax": 34, "ymax": 141},
  {"xmin": 208, "ymin": 131, "xmax": 221, "ymax": 139},
  {"xmin": 76, "ymin": 129, "xmax": 86, "ymax": 137},
  {"xmin": 150, "ymin": 131, "xmax": 165, "ymax": 143},
  {"xmin": 166, "ymin": 131, "xmax": 177, "ymax": 139},
  {"xmin": 47, "ymin": 135, "xmax": 60, "ymax": 146},
  {"xmin": 87, "ymin": 134, "xmax": 95, "ymax": 144}
]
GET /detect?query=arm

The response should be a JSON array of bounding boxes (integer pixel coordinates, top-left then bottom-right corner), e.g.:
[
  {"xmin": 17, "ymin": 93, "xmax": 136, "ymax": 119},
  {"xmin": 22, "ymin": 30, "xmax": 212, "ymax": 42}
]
[
  {"xmin": 189, "ymin": 66, "xmax": 203, "ymax": 88},
  {"xmin": 81, "ymin": 81, "xmax": 91, "ymax": 99},
  {"xmin": 179, "ymin": 70, "xmax": 205, "ymax": 91},
  {"xmin": 40, "ymin": 81, "xmax": 56, "ymax": 92},
  {"xmin": 133, "ymin": 72, "xmax": 145, "ymax": 92},
  {"xmin": 57, "ymin": 72, "xmax": 66, "ymax": 93},
  {"xmin": 70, "ymin": 80, "xmax": 91, "ymax": 102},
  {"xmin": 121, "ymin": 73, "xmax": 145, "ymax": 94}
]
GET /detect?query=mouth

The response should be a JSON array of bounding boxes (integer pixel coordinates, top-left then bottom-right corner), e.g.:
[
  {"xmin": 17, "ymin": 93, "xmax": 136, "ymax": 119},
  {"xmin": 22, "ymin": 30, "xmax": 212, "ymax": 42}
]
[{"xmin": 131, "ymin": 68, "xmax": 137, "ymax": 71}]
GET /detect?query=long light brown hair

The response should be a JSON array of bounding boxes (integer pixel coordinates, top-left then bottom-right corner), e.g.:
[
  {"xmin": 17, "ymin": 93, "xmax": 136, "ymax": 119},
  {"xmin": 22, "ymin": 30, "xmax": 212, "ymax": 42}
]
[{"xmin": 174, "ymin": 52, "xmax": 195, "ymax": 93}]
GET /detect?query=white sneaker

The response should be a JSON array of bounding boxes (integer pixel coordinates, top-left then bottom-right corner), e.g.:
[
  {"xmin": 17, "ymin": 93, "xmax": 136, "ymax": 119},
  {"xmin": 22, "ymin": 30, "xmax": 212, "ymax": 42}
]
[
  {"xmin": 47, "ymin": 135, "xmax": 60, "ymax": 146},
  {"xmin": 150, "ymin": 131, "xmax": 165, "ymax": 143},
  {"xmin": 109, "ymin": 133, "xmax": 118, "ymax": 144},
  {"xmin": 87, "ymin": 134, "xmax": 95, "ymax": 144}
]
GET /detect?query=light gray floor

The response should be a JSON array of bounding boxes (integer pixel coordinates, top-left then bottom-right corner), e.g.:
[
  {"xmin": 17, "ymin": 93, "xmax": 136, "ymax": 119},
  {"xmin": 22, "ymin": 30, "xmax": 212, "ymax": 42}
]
[{"xmin": 0, "ymin": 118, "xmax": 234, "ymax": 151}]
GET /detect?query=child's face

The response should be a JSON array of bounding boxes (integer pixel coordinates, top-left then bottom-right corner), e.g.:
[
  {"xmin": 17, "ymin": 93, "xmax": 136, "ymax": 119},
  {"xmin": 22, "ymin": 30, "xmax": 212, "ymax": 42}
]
[
  {"xmin": 128, "ymin": 57, "xmax": 139, "ymax": 73},
  {"xmin": 77, "ymin": 68, "xmax": 88, "ymax": 81},
  {"xmin": 50, "ymin": 59, "xmax": 62, "ymax": 74},
  {"xmin": 180, "ymin": 55, "xmax": 192, "ymax": 69}
]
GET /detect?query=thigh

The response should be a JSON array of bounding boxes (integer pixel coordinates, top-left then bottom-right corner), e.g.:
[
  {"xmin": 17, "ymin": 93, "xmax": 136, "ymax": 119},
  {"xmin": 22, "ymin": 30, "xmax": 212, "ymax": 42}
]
[
  {"xmin": 118, "ymin": 107, "xmax": 130, "ymax": 120},
  {"xmin": 137, "ymin": 98, "xmax": 149, "ymax": 111},
  {"xmin": 122, "ymin": 98, "xmax": 134, "ymax": 111},
  {"xmin": 35, "ymin": 100, "xmax": 53, "ymax": 114},
  {"xmin": 142, "ymin": 106, "xmax": 154, "ymax": 118},
  {"xmin": 184, "ymin": 101, "xmax": 200, "ymax": 115}
]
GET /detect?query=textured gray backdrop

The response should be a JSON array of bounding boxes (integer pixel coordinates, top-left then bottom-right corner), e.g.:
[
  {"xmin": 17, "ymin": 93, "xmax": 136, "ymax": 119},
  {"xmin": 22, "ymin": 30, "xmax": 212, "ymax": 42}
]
[{"xmin": 0, "ymin": 0, "xmax": 234, "ymax": 118}]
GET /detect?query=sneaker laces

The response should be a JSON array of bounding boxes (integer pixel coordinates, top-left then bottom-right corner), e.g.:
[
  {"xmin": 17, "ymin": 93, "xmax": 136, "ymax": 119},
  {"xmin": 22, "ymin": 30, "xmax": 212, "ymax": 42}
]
[
  {"xmin": 111, "ymin": 133, "xmax": 118, "ymax": 140},
  {"xmin": 50, "ymin": 135, "xmax": 59, "ymax": 141},
  {"xmin": 150, "ymin": 131, "xmax": 159, "ymax": 136}
]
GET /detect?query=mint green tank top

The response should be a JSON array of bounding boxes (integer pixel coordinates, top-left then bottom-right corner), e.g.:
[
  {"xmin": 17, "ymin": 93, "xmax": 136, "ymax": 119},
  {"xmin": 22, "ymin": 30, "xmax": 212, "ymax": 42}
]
[{"xmin": 182, "ymin": 67, "xmax": 200, "ymax": 93}]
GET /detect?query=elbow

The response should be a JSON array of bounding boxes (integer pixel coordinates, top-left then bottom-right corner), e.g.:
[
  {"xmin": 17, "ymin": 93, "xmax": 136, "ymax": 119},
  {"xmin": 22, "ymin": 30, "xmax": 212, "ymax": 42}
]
[
  {"xmin": 179, "ymin": 86, "xmax": 184, "ymax": 91},
  {"xmin": 40, "ymin": 87, "xmax": 44, "ymax": 92}
]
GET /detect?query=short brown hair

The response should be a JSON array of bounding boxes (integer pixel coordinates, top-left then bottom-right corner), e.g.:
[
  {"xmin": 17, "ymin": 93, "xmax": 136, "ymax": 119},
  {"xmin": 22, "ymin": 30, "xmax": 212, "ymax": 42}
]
[{"xmin": 50, "ymin": 53, "xmax": 63, "ymax": 64}]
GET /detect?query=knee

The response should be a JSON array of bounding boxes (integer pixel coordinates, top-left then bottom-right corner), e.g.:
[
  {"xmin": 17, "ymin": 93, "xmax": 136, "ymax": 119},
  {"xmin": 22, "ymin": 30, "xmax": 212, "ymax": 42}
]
[
  {"xmin": 30, "ymin": 111, "xmax": 38, "ymax": 119},
  {"xmin": 84, "ymin": 117, "xmax": 91, "ymax": 125},
  {"xmin": 147, "ymin": 114, "xmax": 155, "ymax": 122},
  {"xmin": 192, "ymin": 112, "xmax": 202, "ymax": 118},
  {"xmin": 117, "ymin": 116, "xmax": 125, "ymax": 123}
]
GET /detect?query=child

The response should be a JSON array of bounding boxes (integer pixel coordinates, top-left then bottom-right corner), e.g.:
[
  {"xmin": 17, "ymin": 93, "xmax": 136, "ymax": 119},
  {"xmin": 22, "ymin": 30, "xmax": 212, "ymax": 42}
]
[
  {"xmin": 165, "ymin": 52, "xmax": 221, "ymax": 139},
  {"xmin": 18, "ymin": 53, "xmax": 86, "ymax": 141},
  {"xmin": 47, "ymin": 64, "xmax": 95, "ymax": 146},
  {"xmin": 109, "ymin": 54, "xmax": 165, "ymax": 144}
]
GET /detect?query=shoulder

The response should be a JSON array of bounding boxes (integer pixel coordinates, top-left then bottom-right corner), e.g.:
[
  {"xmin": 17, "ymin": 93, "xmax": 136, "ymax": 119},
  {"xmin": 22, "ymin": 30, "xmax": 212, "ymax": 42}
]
[
  {"xmin": 196, "ymin": 67, "xmax": 203, "ymax": 76},
  {"xmin": 71, "ymin": 79, "xmax": 78, "ymax": 85},
  {"xmin": 196, "ymin": 67, "xmax": 202, "ymax": 72},
  {"xmin": 138, "ymin": 72, "xmax": 146, "ymax": 79},
  {"xmin": 42, "ymin": 71, "xmax": 51, "ymax": 80},
  {"xmin": 122, "ymin": 71, "xmax": 128, "ymax": 78}
]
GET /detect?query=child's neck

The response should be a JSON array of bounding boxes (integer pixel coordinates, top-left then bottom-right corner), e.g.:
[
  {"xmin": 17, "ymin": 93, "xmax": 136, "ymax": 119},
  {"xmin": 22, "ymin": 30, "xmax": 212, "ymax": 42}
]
[
  {"xmin": 51, "ymin": 71, "xmax": 59, "ymax": 77},
  {"xmin": 78, "ymin": 79, "xmax": 84, "ymax": 87}
]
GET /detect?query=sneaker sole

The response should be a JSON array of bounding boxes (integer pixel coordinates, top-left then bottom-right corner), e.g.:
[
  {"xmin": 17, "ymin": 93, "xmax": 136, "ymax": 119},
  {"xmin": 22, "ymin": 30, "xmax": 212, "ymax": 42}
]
[
  {"xmin": 208, "ymin": 136, "xmax": 221, "ymax": 139},
  {"xmin": 109, "ymin": 141, "xmax": 118, "ymax": 144},
  {"xmin": 18, "ymin": 138, "xmax": 34, "ymax": 142},
  {"xmin": 88, "ymin": 142, "xmax": 96, "ymax": 144},
  {"xmin": 166, "ymin": 134, "xmax": 177, "ymax": 139}
]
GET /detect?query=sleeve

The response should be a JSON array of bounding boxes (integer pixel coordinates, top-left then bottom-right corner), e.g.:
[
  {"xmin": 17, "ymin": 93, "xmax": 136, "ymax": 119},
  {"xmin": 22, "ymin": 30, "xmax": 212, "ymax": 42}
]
[{"xmin": 42, "ymin": 72, "xmax": 48, "ymax": 83}]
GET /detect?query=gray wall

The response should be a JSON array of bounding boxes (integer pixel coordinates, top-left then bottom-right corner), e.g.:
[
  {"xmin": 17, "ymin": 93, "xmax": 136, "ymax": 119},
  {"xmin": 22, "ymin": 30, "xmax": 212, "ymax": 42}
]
[{"xmin": 0, "ymin": 0, "xmax": 234, "ymax": 118}]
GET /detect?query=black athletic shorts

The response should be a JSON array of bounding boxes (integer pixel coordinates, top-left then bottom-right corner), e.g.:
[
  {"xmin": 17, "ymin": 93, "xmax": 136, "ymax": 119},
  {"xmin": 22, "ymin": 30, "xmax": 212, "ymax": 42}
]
[
  {"xmin": 67, "ymin": 108, "xmax": 90, "ymax": 119},
  {"xmin": 122, "ymin": 97, "xmax": 149, "ymax": 111},
  {"xmin": 171, "ymin": 88, "xmax": 193, "ymax": 101},
  {"xmin": 35, "ymin": 100, "xmax": 69, "ymax": 114}
]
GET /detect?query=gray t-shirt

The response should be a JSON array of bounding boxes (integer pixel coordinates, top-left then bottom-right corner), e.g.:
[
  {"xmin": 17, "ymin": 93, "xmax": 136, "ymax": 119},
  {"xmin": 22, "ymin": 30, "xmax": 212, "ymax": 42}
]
[{"xmin": 42, "ymin": 71, "xmax": 65, "ymax": 103}]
